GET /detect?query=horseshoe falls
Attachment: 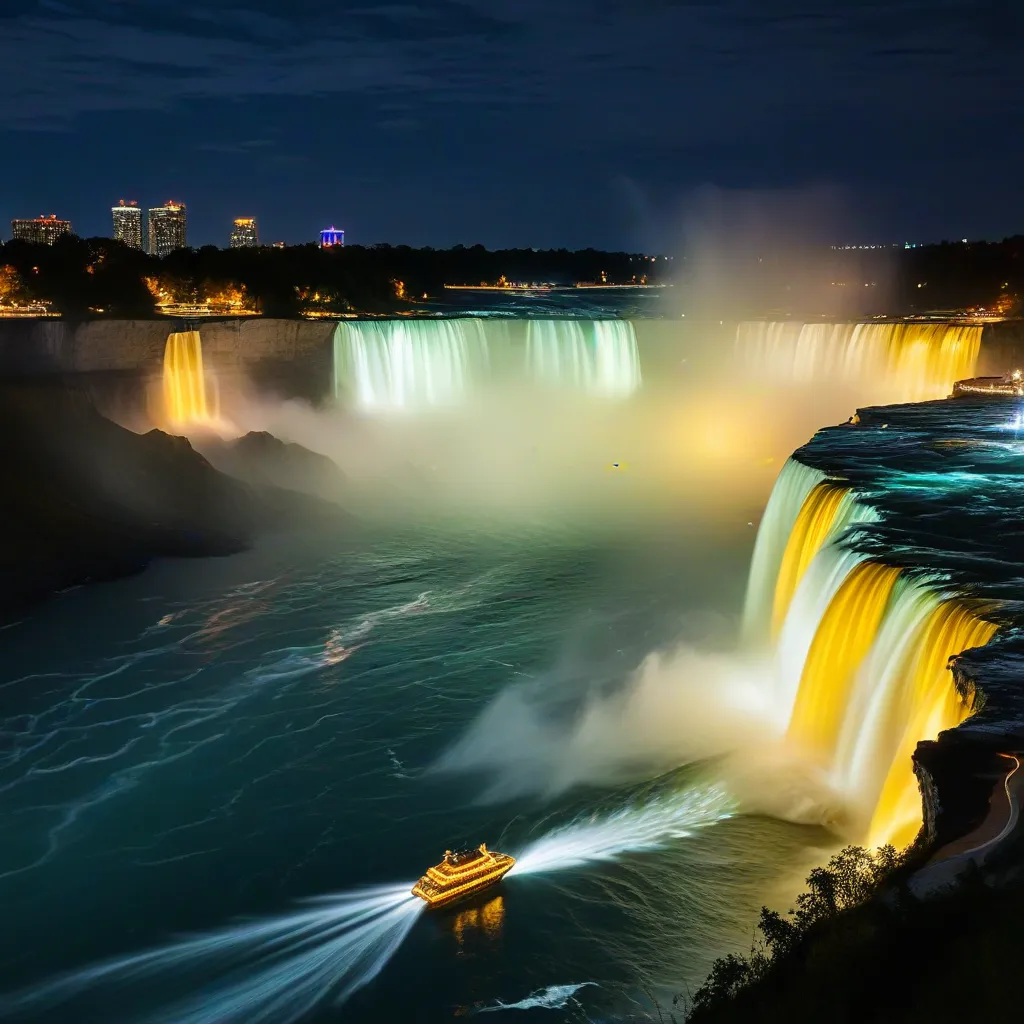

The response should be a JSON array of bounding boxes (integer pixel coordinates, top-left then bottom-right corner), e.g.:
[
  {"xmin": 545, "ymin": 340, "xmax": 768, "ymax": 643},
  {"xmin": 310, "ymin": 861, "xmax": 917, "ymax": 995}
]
[{"xmin": 744, "ymin": 456, "xmax": 999, "ymax": 850}]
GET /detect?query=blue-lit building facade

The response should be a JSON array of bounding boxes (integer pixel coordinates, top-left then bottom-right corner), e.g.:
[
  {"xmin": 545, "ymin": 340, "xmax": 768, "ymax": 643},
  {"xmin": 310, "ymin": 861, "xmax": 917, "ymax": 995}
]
[{"xmin": 320, "ymin": 227, "xmax": 344, "ymax": 247}]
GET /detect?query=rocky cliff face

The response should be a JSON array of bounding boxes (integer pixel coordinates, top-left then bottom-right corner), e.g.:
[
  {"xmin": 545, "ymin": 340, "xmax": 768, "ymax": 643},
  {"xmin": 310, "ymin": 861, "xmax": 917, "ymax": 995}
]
[
  {"xmin": 0, "ymin": 381, "xmax": 340, "ymax": 619},
  {"xmin": 196, "ymin": 431, "xmax": 347, "ymax": 504}
]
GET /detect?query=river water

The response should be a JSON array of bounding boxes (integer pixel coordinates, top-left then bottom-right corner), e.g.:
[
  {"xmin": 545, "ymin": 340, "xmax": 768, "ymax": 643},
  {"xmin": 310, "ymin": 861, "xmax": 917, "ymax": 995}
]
[{"xmin": 0, "ymin": 511, "xmax": 826, "ymax": 1023}]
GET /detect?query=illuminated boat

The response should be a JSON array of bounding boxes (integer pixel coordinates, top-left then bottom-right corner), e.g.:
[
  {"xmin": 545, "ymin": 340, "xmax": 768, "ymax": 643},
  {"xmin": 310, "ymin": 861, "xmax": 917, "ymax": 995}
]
[{"xmin": 411, "ymin": 844, "xmax": 515, "ymax": 908}]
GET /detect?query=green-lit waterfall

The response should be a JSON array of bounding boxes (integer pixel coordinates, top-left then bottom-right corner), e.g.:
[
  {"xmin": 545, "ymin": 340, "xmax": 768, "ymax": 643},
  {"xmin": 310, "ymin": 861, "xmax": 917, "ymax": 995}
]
[{"xmin": 331, "ymin": 318, "xmax": 643, "ymax": 409}]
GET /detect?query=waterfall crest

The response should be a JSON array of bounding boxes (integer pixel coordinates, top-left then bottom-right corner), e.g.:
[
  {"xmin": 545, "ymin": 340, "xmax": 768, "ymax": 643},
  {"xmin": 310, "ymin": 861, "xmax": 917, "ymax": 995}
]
[
  {"xmin": 332, "ymin": 319, "xmax": 488, "ymax": 411},
  {"xmin": 735, "ymin": 320, "xmax": 982, "ymax": 403},
  {"xmin": 163, "ymin": 330, "xmax": 221, "ymax": 429},
  {"xmin": 742, "ymin": 458, "xmax": 825, "ymax": 645},
  {"xmin": 771, "ymin": 483, "xmax": 855, "ymax": 638}
]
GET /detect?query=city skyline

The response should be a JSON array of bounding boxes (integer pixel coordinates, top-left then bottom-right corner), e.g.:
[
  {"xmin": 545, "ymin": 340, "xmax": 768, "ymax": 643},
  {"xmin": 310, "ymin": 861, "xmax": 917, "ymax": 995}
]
[
  {"xmin": 2, "ymin": 201, "xmax": 1012, "ymax": 255},
  {"xmin": 112, "ymin": 200, "xmax": 142, "ymax": 249},
  {"xmin": 8, "ymin": 200, "xmax": 345, "ymax": 250},
  {"xmin": 230, "ymin": 217, "xmax": 259, "ymax": 248},
  {"xmin": 147, "ymin": 201, "xmax": 187, "ymax": 257}
]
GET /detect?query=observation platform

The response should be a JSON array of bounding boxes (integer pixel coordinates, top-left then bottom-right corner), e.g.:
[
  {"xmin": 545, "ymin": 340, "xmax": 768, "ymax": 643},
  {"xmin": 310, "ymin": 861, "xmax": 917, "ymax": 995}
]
[{"xmin": 951, "ymin": 370, "xmax": 1024, "ymax": 398}]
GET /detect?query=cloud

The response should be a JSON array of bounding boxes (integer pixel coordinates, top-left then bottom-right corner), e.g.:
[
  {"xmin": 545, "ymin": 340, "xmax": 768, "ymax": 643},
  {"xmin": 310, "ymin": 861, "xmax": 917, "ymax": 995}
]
[{"xmin": 0, "ymin": 0, "xmax": 1019, "ymax": 155}]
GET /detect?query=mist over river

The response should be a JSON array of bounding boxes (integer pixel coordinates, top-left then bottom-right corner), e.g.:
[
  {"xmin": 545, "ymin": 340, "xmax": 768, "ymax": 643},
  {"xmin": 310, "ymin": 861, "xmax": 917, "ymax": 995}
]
[{"xmin": 0, "ymin": 315, "xmax": 991, "ymax": 1022}]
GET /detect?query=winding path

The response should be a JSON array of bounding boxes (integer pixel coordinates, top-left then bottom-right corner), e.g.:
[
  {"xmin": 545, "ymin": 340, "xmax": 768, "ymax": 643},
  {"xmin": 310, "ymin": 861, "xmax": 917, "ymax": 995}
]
[{"xmin": 911, "ymin": 753, "xmax": 1021, "ymax": 895}]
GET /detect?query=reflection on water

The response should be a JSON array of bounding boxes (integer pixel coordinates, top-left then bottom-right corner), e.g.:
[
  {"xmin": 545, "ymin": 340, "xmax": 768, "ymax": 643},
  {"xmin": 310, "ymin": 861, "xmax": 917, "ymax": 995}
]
[{"xmin": 452, "ymin": 895, "xmax": 505, "ymax": 945}]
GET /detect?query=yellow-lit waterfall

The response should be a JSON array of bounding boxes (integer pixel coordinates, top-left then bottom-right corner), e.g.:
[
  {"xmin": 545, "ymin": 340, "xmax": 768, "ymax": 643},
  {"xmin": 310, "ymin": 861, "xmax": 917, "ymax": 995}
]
[
  {"xmin": 771, "ymin": 482, "xmax": 863, "ymax": 638},
  {"xmin": 736, "ymin": 321, "xmax": 983, "ymax": 403},
  {"xmin": 746, "ymin": 459, "xmax": 997, "ymax": 850},
  {"xmin": 162, "ymin": 330, "xmax": 221, "ymax": 430}
]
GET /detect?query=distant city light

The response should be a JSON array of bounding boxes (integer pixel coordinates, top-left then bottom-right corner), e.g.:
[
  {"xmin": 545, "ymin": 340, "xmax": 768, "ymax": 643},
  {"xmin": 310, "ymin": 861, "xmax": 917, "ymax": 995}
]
[
  {"xmin": 11, "ymin": 214, "xmax": 71, "ymax": 245},
  {"xmin": 148, "ymin": 202, "xmax": 187, "ymax": 256},
  {"xmin": 230, "ymin": 217, "xmax": 259, "ymax": 248},
  {"xmin": 112, "ymin": 200, "xmax": 143, "ymax": 249}
]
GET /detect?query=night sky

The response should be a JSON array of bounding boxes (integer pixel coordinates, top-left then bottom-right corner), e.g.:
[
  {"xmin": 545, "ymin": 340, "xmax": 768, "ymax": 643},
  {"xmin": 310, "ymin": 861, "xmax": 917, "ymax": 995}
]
[{"xmin": 1, "ymin": 0, "xmax": 1022, "ymax": 250}]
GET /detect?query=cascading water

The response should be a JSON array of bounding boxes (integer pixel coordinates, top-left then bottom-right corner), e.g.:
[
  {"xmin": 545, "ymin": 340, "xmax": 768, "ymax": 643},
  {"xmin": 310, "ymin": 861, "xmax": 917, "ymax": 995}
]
[
  {"xmin": 735, "ymin": 320, "xmax": 983, "ymax": 403},
  {"xmin": 162, "ymin": 330, "xmax": 222, "ymax": 430},
  {"xmin": 786, "ymin": 563, "xmax": 905, "ymax": 759},
  {"xmin": 770, "ymin": 482, "xmax": 872, "ymax": 639},
  {"xmin": 742, "ymin": 458, "xmax": 826, "ymax": 646},
  {"xmin": 331, "ymin": 319, "xmax": 488, "ymax": 411},
  {"xmin": 525, "ymin": 319, "xmax": 642, "ymax": 397},
  {"xmin": 862, "ymin": 598, "xmax": 996, "ymax": 848},
  {"xmin": 746, "ymin": 458, "xmax": 998, "ymax": 849}
]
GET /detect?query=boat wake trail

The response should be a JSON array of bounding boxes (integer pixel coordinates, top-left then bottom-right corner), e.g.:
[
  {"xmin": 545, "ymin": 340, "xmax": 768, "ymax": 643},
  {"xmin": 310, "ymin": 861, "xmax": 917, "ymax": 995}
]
[
  {"xmin": 0, "ymin": 884, "xmax": 421, "ymax": 1024},
  {"xmin": 509, "ymin": 783, "xmax": 735, "ymax": 877}
]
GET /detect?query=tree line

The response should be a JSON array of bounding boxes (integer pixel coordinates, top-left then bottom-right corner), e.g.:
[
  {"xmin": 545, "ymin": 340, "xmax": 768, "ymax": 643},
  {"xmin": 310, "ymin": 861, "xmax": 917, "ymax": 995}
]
[
  {"xmin": 1, "ymin": 233, "xmax": 1022, "ymax": 318},
  {"xmin": 0, "ymin": 236, "xmax": 664, "ymax": 317}
]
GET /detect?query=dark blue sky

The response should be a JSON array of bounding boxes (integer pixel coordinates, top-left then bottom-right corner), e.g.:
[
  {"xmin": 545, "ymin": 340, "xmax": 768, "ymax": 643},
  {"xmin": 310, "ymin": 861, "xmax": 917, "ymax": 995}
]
[{"xmin": 1, "ymin": 0, "xmax": 1021, "ymax": 250}]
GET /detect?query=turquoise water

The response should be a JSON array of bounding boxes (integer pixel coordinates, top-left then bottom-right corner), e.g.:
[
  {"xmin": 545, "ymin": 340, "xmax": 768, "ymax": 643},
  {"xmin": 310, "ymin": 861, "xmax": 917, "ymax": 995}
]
[{"xmin": 0, "ymin": 515, "xmax": 824, "ymax": 1023}]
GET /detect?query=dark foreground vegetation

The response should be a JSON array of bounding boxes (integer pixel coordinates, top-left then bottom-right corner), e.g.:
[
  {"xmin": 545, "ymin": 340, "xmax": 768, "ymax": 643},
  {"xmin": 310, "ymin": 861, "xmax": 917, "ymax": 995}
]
[
  {"xmin": 1, "ymin": 233, "xmax": 1023, "ymax": 318},
  {"xmin": 681, "ymin": 842, "xmax": 1023, "ymax": 1024}
]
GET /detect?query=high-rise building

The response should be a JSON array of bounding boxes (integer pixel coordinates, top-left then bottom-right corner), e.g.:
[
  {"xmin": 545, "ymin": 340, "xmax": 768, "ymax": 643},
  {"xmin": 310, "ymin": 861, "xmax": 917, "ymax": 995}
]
[
  {"xmin": 148, "ymin": 201, "xmax": 187, "ymax": 257},
  {"xmin": 230, "ymin": 217, "xmax": 259, "ymax": 248},
  {"xmin": 112, "ymin": 200, "xmax": 143, "ymax": 249},
  {"xmin": 320, "ymin": 227, "xmax": 344, "ymax": 247},
  {"xmin": 11, "ymin": 215, "xmax": 71, "ymax": 245}
]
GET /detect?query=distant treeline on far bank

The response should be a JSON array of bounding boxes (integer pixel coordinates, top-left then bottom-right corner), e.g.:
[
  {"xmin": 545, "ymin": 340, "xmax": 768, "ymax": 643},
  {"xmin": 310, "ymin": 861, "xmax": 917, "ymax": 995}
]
[{"xmin": 0, "ymin": 234, "xmax": 1022, "ymax": 319}]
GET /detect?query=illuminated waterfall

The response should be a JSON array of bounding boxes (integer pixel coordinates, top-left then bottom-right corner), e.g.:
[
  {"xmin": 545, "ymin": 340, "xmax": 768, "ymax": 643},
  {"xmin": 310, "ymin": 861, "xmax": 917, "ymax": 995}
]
[
  {"xmin": 742, "ymin": 458, "xmax": 827, "ymax": 645},
  {"xmin": 749, "ymin": 459, "xmax": 998, "ymax": 850},
  {"xmin": 735, "ymin": 320, "xmax": 982, "ymax": 402},
  {"xmin": 861, "ymin": 598, "xmax": 996, "ymax": 848},
  {"xmin": 786, "ymin": 562, "xmax": 904, "ymax": 760},
  {"xmin": 163, "ymin": 330, "xmax": 221, "ymax": 430},
  {"xmin": 526, "ymin": 319, "xmax": 642, "ymax": 397},
  {"xmin": 771, "ymin": 483, "xmax": 860, "ymax": 638},
  {"xmin": 332, "ymin": 319, "xmax": 488, "ymax": 411}
]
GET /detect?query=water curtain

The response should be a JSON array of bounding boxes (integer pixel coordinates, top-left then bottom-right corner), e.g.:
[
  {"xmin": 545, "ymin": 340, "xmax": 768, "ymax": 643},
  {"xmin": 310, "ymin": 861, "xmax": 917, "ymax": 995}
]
[
  {"xmin": 735, "ymin": 321, "xmax": 982, "ymax": 403},
  {"xmin": 525, "ymin": 319, "xmax": 642, "ymax": 397},
  {"xmin": 332, "ymin": 319, "xmax": 488, "ymax": 411},
  {"xmin": 746, "ymin": 458, "xmax": 996, "ymax": 848},
  {"xmin": 163, "ymin": 330, "xmax": 220, "ymax": 428}
]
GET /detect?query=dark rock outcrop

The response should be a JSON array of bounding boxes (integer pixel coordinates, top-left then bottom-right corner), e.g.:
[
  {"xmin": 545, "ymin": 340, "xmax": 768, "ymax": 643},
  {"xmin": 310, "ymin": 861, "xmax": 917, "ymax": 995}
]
[
  {"xmin": 0, "ymin": 381, "xmax": 340, "ymax": 619},
  {"xmin": 196, "ymin": 431, "xmax": 346, "ymax": 504}
]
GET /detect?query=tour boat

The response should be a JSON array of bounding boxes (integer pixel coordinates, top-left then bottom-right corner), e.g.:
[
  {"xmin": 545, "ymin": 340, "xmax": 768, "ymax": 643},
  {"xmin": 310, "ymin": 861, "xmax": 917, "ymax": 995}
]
[{"xmin": 411, "ymin": 844, "xmax": 516, "ymax": 908}]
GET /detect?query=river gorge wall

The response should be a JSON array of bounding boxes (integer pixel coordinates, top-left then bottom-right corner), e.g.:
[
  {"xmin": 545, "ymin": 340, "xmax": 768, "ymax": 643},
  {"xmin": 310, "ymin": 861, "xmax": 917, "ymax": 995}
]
[{"xmin": 0, "ymin": 318, "xmax": 336, "ymax": 377}]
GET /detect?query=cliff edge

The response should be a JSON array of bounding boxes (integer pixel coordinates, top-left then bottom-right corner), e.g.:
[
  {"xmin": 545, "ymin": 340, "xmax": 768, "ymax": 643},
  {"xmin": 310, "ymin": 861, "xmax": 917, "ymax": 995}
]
[{"xmin": 0, "ymin": 381, "xmax": 341, "ymax": 618}]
